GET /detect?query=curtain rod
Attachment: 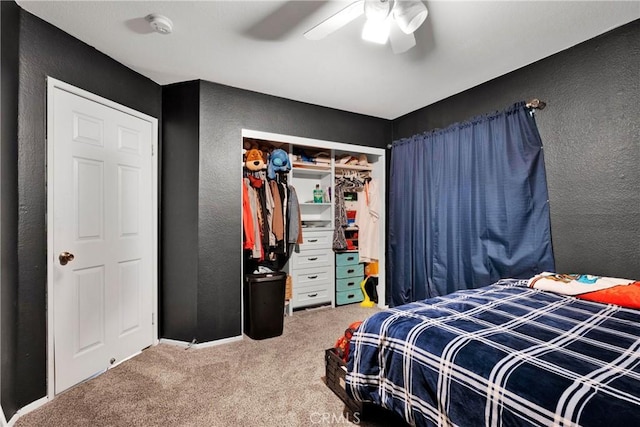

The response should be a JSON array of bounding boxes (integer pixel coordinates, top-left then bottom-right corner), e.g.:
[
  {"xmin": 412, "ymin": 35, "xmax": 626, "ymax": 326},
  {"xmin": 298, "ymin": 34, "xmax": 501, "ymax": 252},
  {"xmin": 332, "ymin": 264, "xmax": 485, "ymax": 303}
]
[{"xmin": 387, "ymin": 99, "xmax": 547, "ymax": 149}]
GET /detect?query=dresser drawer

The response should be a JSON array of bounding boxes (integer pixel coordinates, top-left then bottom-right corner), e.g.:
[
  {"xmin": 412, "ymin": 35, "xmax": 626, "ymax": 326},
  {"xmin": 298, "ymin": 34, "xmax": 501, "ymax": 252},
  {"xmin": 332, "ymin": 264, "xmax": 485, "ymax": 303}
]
[
  {"xmin": 293, "ymin": 267, "xmax": 332, "ymax": 287},
  {"xmin": 336, "ymin": 263, "xmax": 364, "ymax": 279},
  {"xmin": 336, "ymin": 276, "xmax": 363, "ymax": 292},
  {"xmin": 292, "ymin": 249, "xmax": 331, "ymax": 269},
  {"xmin": 299, "ymin": 231, "xmax": 332, "ymax": 249},
  {"xmin": 292, "ymin": 285, "xmax": 331, "ymax": 308},
  {"xmin": 336, "ymin": 289, "xmax": 364, "ymax": 306},
  {"xmin": 336, "ymin": 251, "xmax": 359, "ymax": 266}
]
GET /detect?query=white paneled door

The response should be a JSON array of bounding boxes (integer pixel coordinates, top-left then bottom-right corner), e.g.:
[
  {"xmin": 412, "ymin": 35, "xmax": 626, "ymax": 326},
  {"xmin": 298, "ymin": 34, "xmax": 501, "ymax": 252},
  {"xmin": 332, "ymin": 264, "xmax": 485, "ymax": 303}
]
[{"xmin": 50, "ymin": 85, "xmax": 155, "ymax": 394}]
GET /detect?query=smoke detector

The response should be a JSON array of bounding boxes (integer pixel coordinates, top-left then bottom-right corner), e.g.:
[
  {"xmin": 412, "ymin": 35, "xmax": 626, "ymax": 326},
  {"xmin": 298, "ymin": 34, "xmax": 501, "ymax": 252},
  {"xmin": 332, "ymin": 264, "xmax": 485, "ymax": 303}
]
[{"xmin": 145, "ymin": 13, "xmax": 173, "ymax": 35}]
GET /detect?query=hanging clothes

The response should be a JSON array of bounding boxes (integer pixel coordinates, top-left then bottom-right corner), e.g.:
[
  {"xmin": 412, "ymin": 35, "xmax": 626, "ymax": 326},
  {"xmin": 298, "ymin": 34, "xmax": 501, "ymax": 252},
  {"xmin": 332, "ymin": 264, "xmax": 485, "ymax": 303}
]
[
  {"xmin": 248, "ymin": 173, "xmax": 269, "ymax": 258},
  {"xmin": 269, "ymin": 180, "xmax": 284, "ymax": 241},
  {"xmin": 355, "ymin": 178, "xmax": 380, "ymax": 262},
  {"xmin": 287, "ymin": 185, "xmax": 303, "ymax": 246},
  {"xmin": 242, "ymin": 161, "xmax": 302, "ymax": 271},
  {"xmin": 333, "ymin": 176, "xmax": 363, "ymax": 251},
  {"xmin": 263, "ymin": 172, "xmax": 276, "ymax": 248},
  {"xmin": 242, "ymin": 179, "xmax": 255, "ymax": 250},
  {"xmin": 279, "ymin": 182, "xmax": 288, "ymax": 250},
  {"xmin": 333, "ymin": 182, "xmax": 348, "ymax": 251},
  {"xmin": 244, "ymin": 177, "xmax": 263, "ymax": 260}
]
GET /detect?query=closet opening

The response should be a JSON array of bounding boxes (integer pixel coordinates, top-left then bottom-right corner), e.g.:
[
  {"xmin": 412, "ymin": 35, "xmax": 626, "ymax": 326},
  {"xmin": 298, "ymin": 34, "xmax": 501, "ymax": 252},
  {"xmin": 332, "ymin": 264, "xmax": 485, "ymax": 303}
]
[{"xmin": 240, "ymin": 129, "xmax": 386, "ymax": 336}]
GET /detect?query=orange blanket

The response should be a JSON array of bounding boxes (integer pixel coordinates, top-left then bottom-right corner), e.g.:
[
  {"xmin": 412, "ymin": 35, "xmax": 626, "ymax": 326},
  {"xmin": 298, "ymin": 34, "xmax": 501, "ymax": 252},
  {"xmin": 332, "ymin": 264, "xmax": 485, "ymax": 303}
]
[{"xmin": 577, "ymin": 281, "xmax": 640, "ymax": 309}]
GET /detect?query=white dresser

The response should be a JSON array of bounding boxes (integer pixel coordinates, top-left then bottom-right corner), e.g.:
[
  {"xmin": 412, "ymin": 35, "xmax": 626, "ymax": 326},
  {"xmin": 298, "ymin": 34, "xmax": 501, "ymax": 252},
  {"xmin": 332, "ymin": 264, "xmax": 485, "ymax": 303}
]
[{"xmin": 289, "ymin": 230, "xmax": 335, "ymax": 310}]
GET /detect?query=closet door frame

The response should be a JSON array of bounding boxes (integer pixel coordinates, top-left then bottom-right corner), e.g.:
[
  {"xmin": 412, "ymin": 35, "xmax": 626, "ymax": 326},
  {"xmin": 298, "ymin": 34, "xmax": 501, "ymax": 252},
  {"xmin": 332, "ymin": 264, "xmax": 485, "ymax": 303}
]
[{"xmin": 240, "ymin": 129, "xmax": 386, "ymax": 317}]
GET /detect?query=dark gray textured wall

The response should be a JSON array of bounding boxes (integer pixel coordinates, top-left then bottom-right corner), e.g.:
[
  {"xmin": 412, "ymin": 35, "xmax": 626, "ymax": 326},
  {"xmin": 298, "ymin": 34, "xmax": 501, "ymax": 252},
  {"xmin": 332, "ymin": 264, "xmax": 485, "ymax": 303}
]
[
  {"xmin": 1, "ymin": 0, "xmax": 20, "ymax": 419},
  {"xmin": 12, "ymin": 9, "xmax": 161, "ymax": 411},
  {"xmin": 195, "ymin": 81, "xmax": 391, "ymax": 341},
  {"xmin": 161, "ymin": 81, "xmax": 200, "ymax": 341},
  {"xmin": 393, "ymin": 20, "xmax": 640, "ymax": 280}
]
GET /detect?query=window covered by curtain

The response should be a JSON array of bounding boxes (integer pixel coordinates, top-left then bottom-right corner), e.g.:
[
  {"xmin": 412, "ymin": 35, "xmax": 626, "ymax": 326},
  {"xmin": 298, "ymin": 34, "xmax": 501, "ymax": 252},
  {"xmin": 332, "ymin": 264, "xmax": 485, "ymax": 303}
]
[{"xmin": 388, "ymin": 101, "xmax": 555, "ymax": 306}]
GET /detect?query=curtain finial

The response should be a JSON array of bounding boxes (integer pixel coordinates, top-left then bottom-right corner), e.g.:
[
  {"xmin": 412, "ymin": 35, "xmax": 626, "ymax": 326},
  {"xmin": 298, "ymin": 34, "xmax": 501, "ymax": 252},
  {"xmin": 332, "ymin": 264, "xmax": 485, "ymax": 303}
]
[{"xmin": 526, "ymin": 99, "xmax": 546, "ymax": 110}]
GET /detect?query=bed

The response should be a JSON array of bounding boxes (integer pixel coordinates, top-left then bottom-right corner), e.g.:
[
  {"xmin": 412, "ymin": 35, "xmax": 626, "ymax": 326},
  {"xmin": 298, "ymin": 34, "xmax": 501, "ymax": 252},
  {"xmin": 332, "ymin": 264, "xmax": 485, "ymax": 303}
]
[{"xmin": 345, "ymin": 277, "xmax": 640, "ymax": 426}]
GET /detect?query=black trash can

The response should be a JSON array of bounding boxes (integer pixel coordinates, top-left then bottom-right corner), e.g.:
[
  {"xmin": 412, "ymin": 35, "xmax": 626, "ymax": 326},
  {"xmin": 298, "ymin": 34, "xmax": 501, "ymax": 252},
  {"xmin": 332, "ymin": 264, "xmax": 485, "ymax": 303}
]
[{"xmin": 243, "ymin": 271, "xmax": 287, "ymax": 340}]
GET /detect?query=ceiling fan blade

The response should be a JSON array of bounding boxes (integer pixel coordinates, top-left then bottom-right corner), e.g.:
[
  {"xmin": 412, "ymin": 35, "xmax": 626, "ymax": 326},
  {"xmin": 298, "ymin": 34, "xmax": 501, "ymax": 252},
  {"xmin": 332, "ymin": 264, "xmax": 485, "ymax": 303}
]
[
  {"xmin": 389, "ymin": 23, "xmax": 416, "ymax": 54},
  {"xmin": 304, "ymin": 0, "xmax": 365, "ymax": 40}
]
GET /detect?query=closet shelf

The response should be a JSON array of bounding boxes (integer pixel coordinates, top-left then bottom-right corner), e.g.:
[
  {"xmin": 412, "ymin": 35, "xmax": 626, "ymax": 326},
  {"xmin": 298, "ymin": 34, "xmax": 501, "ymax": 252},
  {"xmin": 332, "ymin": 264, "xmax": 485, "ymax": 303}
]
[
  {"xmin": 291, "ymin": 161, "xmax": 331, "ymax": 171},
  {"xmin": 334, "ymin": 164, "xmax": 372, "ymax": 171}
]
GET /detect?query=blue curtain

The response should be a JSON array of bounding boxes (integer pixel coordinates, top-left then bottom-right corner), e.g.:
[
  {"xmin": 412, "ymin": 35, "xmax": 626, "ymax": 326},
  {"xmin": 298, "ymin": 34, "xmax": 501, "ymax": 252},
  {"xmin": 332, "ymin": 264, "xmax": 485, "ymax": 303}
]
[{"xmin": 388, "ymin": 101, "xmax": 555, "ymax": 306}]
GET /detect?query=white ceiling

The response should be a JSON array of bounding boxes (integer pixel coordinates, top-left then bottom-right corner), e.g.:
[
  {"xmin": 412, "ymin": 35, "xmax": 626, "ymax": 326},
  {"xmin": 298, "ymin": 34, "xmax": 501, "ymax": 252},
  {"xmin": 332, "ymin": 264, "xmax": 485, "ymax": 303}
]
[{"xmin": 17, "ymin": 1, "xmax": 640, "ymax": 120}]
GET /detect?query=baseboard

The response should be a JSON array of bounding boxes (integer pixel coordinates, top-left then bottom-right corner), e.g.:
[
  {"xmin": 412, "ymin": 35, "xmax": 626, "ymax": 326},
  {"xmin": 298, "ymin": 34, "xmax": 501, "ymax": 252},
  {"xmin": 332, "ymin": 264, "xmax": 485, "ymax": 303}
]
[
  {"xmin": 1, "ymin": 403, "xmax": 7, "ymax": 427},
  {"xmin": 160, "ymin": 335, "xmax": 242, "ymax": 349},
  {"xmin": 4, "ymin": 396, "xmax": 49, "ymax": 427}
]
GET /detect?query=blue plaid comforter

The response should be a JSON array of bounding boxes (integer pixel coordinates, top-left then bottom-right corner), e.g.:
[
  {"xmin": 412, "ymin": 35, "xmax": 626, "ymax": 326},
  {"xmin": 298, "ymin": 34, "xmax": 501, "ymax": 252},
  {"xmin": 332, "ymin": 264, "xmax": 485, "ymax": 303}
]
[{"xmin": 346, "ymin": 279, "xmax": 640, "ymax": 426}]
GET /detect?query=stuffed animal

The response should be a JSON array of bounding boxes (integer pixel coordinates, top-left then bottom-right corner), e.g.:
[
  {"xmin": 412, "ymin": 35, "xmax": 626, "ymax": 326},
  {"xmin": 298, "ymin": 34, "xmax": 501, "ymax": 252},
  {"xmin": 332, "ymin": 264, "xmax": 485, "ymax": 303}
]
[
  {"xmin": 245, "ymin": 148, "xmax": 266, "ymax": 171},
  {"xmin": 267, "ymin": 148, "xmax": 291, "ymax": 179},
  {"xmin": 334, "ymin": 320, "xmax": 363, "ymax": 362}
]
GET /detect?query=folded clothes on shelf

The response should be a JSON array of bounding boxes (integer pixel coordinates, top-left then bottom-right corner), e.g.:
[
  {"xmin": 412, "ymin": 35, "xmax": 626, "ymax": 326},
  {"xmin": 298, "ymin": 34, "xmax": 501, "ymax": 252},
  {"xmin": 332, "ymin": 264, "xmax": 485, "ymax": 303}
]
[
  {"xmin": 338, "ymin": 154, "xmax": 359, "ymax": 165},
  {"xmin": 292, "ymin": 148, "xmax": 331, "ymax": 164},
  {"xmin": 338, "ymin": 153, "xmax": 369, "ymax": 166}
]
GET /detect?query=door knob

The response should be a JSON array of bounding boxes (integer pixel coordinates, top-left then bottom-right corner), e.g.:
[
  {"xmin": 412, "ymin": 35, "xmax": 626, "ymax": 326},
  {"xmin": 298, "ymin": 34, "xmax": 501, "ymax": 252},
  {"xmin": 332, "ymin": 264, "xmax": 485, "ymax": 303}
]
[{"xmin": 59, "ymin": 251, "xmax": 75, "ymax": 266}]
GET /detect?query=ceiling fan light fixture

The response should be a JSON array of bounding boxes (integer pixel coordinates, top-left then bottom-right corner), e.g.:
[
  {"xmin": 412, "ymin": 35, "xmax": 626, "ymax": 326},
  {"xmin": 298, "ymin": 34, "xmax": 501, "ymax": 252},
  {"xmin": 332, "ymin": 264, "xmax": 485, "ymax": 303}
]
[
  {"xmin": 394, "ymin": 0, "xmax": 428, "ymax": 34},
  {"xmin": 362, "ymin": 18, "xmax": 390, "ymax": 44},
  {"xmin": 364, "ymin": 0, "xmax": 395, "ymax": 22}
]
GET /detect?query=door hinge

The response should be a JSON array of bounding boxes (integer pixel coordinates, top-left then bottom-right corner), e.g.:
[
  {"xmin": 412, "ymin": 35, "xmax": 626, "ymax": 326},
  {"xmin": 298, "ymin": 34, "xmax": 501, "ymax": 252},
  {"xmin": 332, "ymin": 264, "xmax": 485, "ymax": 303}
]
[
  {"xmin": 151, "ymin": 145, "xmax": 155, "ymax": 156},
  {"xmin": 152, "ymin": 313, "xmax": 155, "ymax": 325}
]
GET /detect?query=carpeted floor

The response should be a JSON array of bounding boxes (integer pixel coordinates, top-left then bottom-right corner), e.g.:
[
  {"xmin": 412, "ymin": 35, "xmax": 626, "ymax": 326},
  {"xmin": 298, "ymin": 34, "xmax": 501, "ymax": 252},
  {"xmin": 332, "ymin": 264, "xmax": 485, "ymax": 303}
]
[{"xmin": 15, "ymin": 304, "xmax": 397, "ymax": 427}]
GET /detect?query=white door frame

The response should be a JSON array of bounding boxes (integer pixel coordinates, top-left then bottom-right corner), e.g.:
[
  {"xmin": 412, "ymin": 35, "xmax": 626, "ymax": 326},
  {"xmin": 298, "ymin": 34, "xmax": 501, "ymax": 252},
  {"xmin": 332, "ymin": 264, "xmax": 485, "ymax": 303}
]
[{"xmin": 46, "ymin": 77, "xmax": 159, "ymax": 399}]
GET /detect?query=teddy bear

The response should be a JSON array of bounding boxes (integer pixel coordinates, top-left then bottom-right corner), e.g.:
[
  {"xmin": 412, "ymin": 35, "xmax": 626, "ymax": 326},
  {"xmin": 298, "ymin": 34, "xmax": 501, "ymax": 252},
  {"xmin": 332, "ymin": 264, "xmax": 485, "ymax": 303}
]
[{"xmin": 244, "ymin": 148, "xmax": 267, "ymax": 171}]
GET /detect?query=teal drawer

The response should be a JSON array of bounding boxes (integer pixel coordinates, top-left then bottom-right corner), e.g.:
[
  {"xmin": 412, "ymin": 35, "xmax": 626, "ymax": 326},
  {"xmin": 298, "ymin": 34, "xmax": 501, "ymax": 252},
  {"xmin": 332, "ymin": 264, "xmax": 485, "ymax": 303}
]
[
  {"xmin": 336, "ymin": 263, "xmax": 364, "ymax": 279},
  {"xmin": 336, "ymin": 276, "xmax": 363, "ymax": 292},
  {"xmin": 336, "ymin": 289, "xmax": 364, "ymax": 306},
  {"xmin": 336, "ymin": 252, "xmax": 359, "ymax": 266}
]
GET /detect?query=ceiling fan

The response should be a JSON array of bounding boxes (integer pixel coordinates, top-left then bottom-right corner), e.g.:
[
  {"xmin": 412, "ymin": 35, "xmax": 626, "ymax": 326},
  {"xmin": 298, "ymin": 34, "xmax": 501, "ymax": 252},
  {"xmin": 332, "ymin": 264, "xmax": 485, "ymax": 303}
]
[{"xmin": 304, "ymin": 0, "xmax": 428, "ymax": 54}]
